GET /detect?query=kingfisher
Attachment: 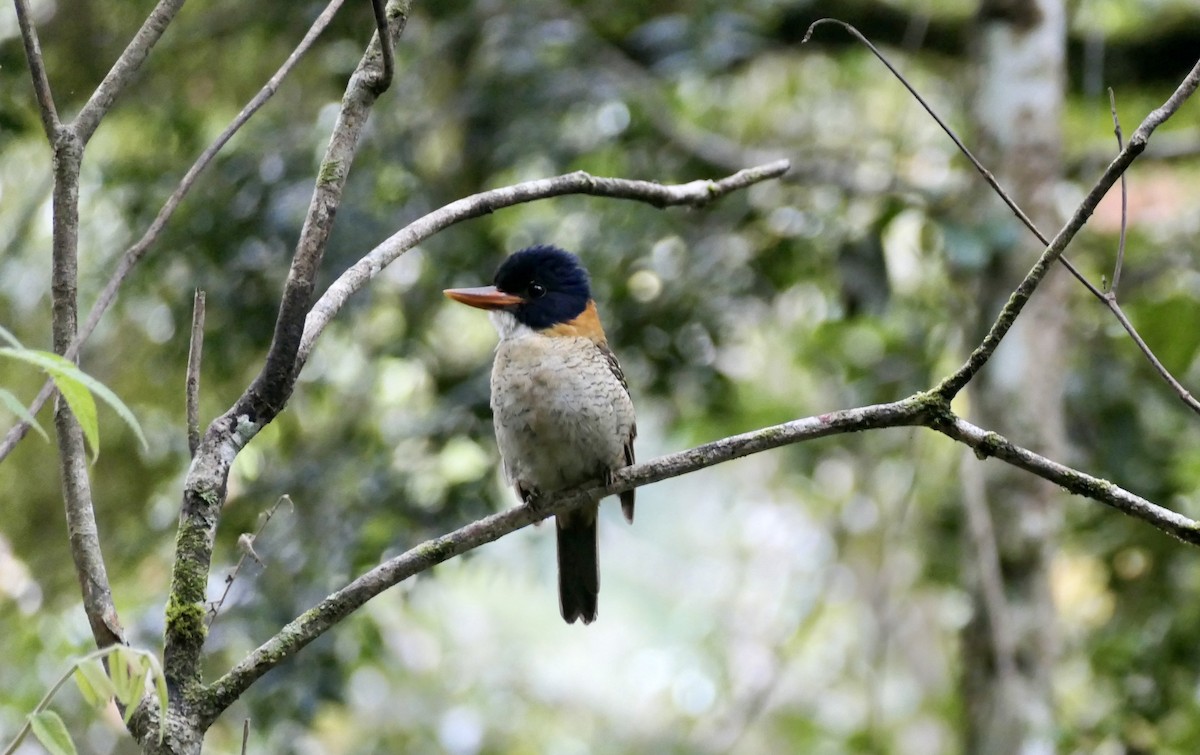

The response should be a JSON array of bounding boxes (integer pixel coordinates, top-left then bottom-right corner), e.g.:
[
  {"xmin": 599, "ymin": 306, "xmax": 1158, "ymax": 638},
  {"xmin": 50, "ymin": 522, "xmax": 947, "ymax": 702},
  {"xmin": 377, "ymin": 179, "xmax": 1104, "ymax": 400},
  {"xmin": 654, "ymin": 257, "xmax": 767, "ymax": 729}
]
[{"xmin": 444, "ymin": 244, "xmax": 636, "ymax": 624}]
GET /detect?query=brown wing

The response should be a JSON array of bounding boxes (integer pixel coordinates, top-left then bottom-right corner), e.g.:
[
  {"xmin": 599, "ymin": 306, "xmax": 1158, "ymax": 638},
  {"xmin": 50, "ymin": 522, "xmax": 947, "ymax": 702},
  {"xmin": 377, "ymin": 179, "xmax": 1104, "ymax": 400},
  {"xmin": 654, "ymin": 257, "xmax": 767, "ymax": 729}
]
[{"xmin": 598, "ymin": 341, "xmax": 637, "ymax": 523}]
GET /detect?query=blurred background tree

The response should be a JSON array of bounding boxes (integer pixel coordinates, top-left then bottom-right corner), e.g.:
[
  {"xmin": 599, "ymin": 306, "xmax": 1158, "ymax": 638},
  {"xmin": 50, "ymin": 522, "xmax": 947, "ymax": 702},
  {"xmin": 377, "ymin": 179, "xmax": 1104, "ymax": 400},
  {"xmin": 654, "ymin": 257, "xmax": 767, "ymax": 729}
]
[{"xmin": 2, "ymin": 0, "xmax": 1200, "ymax": 752}]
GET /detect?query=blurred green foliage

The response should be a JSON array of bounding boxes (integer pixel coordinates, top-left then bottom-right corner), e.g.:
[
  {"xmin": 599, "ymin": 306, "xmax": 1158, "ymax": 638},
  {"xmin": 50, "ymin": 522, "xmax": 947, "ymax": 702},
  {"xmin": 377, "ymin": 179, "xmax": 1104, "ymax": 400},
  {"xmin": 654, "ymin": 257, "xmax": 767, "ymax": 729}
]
[{"xmin": 3, "ymin": 0, "xmax": 1200, "ymax": 753}]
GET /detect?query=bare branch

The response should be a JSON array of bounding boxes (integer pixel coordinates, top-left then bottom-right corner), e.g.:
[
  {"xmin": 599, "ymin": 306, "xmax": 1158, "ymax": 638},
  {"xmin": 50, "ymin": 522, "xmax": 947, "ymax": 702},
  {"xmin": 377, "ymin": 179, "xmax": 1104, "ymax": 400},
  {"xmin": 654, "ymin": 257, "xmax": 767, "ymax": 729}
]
[
  {"xmin": 0, "ymin": 0, "xmax": 349, "ymax": 466},
  {"xmin": 1090, "ymin": 92, "xmax": 1200, "ymax": 412},
  {"xmin": 370, "ymin": 0, "xmax": 395, "ymax": 90},
  {"xmin": 801, "ymin": 24, "xmax": 1200, "ymax": 418},
  {"xmin": 161, "ymin": 0, "xmax": 414, "ymax": 698},
  {"xmin": 935, "ymin": 58, "xmax": 1200, "ymax": 399},
  {"xmin": 202, "ymin": 386, "xmax": 1200, "ymax": 720},
  {"xmin": 1108, "ymin": 88, "xmax": 1128, "ymax": 294},
  {"xmin": 1101, "ymin": 301, "xmax": 1200, "ymax": 414},
  {"xmin": 47, "ymin": 118, "xmax": 124, "ymax": 650},
  {"xmin": 201, "ymin": 396, "xmax": 928, "ymax": 720},
  {"xmin": 802, "ymin": 18, "xmax": 1104, "ymax": 301},
  {"xmin": 186, "ymin": 290, "xmax": 206, "ymax": 457},
  {"xmin": 940, "ymin": 417, "xmax": 1200, "ymax": 544},
  {"xmin": 13, "ymin": 0, "xmax": 60, "ymax": 137},
  {"xmin": 297, "ymin": 160, "xmax": 791, "ymax": 370},
  {"xmin": 73, "ymin": 0, "xmax": 188, "ymax": 145}
]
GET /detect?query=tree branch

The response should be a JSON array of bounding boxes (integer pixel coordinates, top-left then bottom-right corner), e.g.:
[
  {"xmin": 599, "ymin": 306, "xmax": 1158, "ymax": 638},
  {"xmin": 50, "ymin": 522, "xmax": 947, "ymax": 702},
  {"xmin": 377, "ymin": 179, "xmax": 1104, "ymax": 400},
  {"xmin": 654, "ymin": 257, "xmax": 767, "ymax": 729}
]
[
  {"xmin": 48, "ymin": 118, "xmax": 124, "ymax": 650},
  {"xmin": 934, "ymin": 57, "xmax": 1200, "ymax": 399},
  {"xmin": 159, "ymin": 0, "xmax": 413, "ymax": 704},
  {"xmin": 201, "ymin": 384, "xmax": 1200, "ymax": 720},
  {"xmin": 939, "ymin": 417, "xmax": 1200, "ymax": 544},
  {"xmin": 200, "ymin": 396, "xmax": 930, "ymax": 720},
  {"xmin": 370, "ymin": 0, "xmax": 395, "ymax": 90},
  {"xmin": 13, "ymin": 0, "xmax": 60, "ymax": 137},
  {"xmin": 296, "ymin": 159, "xmax": 791, "ymax": 370},
  {"xmin": 186, "ymin": 290, "xmax": 206, "ymax": 458},
  {"xmin": 72, "ymin": 0, "xmax": 188, "ymax": 145},
  {"xmin": 0, "ymin": 0, "xmax": 350, "ymax": 465},
  {"xmin": 804, "ymin": 23, "xmax": 1200, "ymax": 412},
  {"xmin": 802, "ymin": 19, "xmax": 1104, "ymax": 301}
]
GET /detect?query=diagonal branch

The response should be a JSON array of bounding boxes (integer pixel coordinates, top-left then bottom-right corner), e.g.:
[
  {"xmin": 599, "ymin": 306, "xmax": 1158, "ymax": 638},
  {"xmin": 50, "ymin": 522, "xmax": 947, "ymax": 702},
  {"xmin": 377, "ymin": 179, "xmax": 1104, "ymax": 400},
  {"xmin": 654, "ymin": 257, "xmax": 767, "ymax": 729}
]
[
  {"xmin": 0, "ymin": 0, "xmax": 351, "ymax": 466},
  {"xmin": 200, "ymin": 396, "xmax": 929, "ymax": 721},
  {"xmin": 804, "ymin": 20, "xmax": 1200, "ymax": 409},
  {"xmin": 73, "ymin": 0, "xmax": 188, "ymax": 145},
  {"xmin": 935, "ymin": 57, "xmax": 1200, "ymax": 399},
  {"xmin": 160, "ymin": 0, "xmax": 413, "ymax": 700},
  {"xmin": 297, "ymin": 159, "xmax": 791, "ymax": 370},
  {"xmin": 201, "ymin": 385, "xmax": 1200, "ymax": 721},
  {"xmin": 13, "ymin": 0, "xmax": 60, "ymax": 137},
  {"xmin": 802, "ymin": 19, "xmax": 1103, "ymax": 301},
  {"xmin": 939, "ymin": 417, "xmax": 1200, "ymax": 543}
]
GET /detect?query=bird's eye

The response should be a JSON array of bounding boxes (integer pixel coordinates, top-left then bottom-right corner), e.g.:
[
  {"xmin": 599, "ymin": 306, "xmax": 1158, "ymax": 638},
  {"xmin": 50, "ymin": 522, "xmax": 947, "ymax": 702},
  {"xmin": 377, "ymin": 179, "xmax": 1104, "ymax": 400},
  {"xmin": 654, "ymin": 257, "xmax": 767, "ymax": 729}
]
[{"xmin": 528, "ymin": 282, "xmax": 547, "ymax": 299}]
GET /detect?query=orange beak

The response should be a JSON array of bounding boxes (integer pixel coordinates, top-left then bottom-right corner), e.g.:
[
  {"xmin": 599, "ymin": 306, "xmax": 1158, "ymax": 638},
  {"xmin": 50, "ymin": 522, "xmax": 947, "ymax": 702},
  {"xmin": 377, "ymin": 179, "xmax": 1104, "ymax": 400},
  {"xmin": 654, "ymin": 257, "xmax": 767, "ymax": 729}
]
[{"xmin": 443, "ymin": 285, "xmax": 524, "ymax": 310}]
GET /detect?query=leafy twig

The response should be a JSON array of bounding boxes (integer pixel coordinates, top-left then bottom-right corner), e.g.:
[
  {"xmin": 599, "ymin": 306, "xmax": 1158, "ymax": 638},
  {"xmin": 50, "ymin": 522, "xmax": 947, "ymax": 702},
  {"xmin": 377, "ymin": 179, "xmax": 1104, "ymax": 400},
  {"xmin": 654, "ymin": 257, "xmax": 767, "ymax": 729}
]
[{"xmin": 0, "ymin": 0, "xmax": 351, "ymax": 465}]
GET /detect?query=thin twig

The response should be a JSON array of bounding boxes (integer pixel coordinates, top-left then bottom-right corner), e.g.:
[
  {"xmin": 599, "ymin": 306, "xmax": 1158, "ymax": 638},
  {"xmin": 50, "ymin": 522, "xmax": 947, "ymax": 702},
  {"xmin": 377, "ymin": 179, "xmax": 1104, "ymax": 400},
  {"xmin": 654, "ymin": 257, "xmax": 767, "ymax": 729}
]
[
  {"xmin": 1108, "ymin": 88, "xmax": 1128, "ymax": 294},
  {"xmin": 1089, "ymin": 92, "xmax": 1198, "ymax": 410},
  {"xmin": 297, "ymin": 160, "xmax": 791, "ymax": 370},
  {"xmin": 0, "ymin": 0, "xmax": 350, "ymax": 466},
  {"xmin": 206, "ymin": 496, "xmax": 293, "ymax": 629},
  {"xmin": 934, "ymin": 58, "xmax": 1200, "ymax": 399},
  {"xmin": 370, "ymin": 0, "xmax": 395, "ymax": 89},
  {"xmin": 241, "ymin": 719, "xmax": 250, "ymax": 755},
  {"xmin": 802, "ymin": 18, "xmax": 1104, "ymax": 302},
  {"xmin": 12, "ymin": 0, "xmax": 60, "ymax": 138},
  {"xmin": 810, "ymin": 19, "xmax": 1200, "ymax": 413},
  {"xmin": 186, "ymin": 290, "xmax": 206, "ymax": 458},
  {"xmin": 1102, "ymin": 302, "xmax": 1200, "ymax": 413}
]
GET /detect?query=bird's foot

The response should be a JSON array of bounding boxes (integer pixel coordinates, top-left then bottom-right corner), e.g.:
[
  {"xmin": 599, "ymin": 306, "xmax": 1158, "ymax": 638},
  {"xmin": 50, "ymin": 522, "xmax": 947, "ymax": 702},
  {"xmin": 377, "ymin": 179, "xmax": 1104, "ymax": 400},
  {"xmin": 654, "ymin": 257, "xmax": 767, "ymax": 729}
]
[{"xmin": 518, "ymin": 482, "xmax": 549, "ymax": 514}]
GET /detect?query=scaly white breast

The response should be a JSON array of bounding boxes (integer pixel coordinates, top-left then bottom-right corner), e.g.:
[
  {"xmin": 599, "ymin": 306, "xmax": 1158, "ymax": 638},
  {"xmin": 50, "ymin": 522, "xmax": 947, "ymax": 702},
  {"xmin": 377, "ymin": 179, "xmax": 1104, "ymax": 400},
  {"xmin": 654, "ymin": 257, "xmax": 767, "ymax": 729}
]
[{"xmin": 488, "ymin": 315, "xmax": 634, "ymax": 496}]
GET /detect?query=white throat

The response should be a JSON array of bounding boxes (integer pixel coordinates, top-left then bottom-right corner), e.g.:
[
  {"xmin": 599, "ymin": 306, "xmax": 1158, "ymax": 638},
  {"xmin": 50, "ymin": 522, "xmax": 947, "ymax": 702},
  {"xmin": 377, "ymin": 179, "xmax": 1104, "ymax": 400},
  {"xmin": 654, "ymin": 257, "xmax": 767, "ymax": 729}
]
[{"xmin": 489, "ymin": 310, "xmax": 537, "ymax": 341}]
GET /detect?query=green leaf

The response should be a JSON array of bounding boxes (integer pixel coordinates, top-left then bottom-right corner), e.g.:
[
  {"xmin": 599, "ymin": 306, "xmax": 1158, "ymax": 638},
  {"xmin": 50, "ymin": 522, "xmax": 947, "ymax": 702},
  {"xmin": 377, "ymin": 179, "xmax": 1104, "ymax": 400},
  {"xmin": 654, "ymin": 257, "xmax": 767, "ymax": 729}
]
[
  {"xmin": 109, "ymin": 647, "xmax": 145, "ymax": 711},
  {"xmin": 73, "ymin": 659, "xmax": 116, "ymax": 708},
  {"xmin": 0, "ymin": 323, "xmax": 22, "ymax": 348},
  {"xmin": 0, "ymin": 347, "xmax": 149, "ymax": 458},
  {"xmin": 0, "ymin": 387, "xmax": 49, "ymax": 441},
  {"xmin": 28, "ymin": 710, "xmax": 77, "ymax": 755},
  {"xmin": 54, "ymin": 370, "xmax": 101, "ymax": 463}
]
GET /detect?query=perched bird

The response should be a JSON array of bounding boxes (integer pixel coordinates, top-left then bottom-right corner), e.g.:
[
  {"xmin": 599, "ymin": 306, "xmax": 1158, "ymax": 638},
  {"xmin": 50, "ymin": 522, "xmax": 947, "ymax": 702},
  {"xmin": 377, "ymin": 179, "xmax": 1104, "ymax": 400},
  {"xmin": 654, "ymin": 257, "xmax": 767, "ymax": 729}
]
[{"xmin": 444, "ymin": 245, "xmax": 636, "ymax": 624}]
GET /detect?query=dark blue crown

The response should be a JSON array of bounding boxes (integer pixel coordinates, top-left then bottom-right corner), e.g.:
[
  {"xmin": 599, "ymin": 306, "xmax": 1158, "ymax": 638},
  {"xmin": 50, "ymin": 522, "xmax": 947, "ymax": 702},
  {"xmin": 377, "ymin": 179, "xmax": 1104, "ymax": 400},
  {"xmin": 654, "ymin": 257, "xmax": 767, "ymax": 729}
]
[{"xmin": 494, "ymin": 245, "xmax": 592, "ymax": 329}]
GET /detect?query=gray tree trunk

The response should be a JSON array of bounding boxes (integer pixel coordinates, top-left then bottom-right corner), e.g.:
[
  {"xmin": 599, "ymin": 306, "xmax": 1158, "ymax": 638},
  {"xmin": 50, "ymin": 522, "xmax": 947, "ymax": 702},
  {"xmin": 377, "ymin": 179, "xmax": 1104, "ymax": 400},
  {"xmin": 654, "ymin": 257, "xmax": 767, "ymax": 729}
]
[{"xmin": 961, "ymin": 1, "xmax": 1066, "ymax": 753}]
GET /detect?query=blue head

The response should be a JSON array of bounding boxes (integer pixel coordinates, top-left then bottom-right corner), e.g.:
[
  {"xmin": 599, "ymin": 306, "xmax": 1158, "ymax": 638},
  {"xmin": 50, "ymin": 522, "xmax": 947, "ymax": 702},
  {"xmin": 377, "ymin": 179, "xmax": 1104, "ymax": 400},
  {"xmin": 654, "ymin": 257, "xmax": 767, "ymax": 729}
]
[{"xmin": 492, "ymin": 245, "xmax": 592, "ymax": 330}]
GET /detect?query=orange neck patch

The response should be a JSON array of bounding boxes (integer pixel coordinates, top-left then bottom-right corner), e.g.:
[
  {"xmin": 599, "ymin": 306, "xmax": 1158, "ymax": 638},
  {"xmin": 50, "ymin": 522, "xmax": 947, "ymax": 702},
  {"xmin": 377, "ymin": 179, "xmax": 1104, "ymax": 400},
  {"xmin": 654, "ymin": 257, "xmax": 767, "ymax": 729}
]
[{"xmin": 545, "ymin": 300, "xmax": 607, "ymax": 342}]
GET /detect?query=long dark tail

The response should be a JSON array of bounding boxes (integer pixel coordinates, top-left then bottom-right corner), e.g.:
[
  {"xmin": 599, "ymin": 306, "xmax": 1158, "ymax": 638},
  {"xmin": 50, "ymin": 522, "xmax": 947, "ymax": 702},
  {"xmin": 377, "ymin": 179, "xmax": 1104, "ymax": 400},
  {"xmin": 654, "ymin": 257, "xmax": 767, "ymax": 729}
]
[{"xmin": 556, "ymin": 507, "xmax": 599, "ymax": 624}]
